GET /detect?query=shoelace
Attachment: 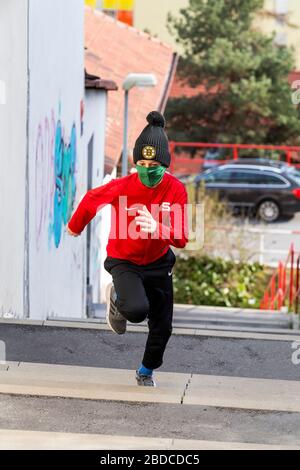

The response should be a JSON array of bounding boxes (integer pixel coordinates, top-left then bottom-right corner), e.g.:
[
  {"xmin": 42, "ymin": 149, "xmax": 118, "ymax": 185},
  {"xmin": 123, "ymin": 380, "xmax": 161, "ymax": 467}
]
[{"xmin": 139, "ymin": 374, "xmax": 154, "ymax": 384}]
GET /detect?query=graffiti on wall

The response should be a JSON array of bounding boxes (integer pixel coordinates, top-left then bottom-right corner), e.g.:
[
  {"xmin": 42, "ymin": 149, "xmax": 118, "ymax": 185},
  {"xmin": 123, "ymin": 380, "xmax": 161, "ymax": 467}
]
[
  {"xmin": 35, "ymin": 111, "xmax": 56, "ymax": 251},
  {"xmin": 85, "ymin": 0, "xmax": 135, "ymax": 25},
  {"xmin": 35, "ymin": 108, "xmax": 77, "ymax": 249}
]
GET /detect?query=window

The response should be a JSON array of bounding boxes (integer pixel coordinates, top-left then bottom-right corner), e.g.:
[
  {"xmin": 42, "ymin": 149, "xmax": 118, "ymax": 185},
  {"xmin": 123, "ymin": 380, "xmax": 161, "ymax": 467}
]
[
  {"xmin": 231, "ymin": 170, "xmax": 286, "ymax": 186},
  {"xmin": 203, "ymin": 168, "xmax": 288, "ymax": 185},
  {"xmin": 261, "ymin": 173, "xmax": 288, "ymax": 185},
  {"xmin": 229, "ymin": 170, "xmax": 288, "ymax": 185},
  {"xmin": 228, "ymin": 170, "xmax": 261, "ymax": 184},
  {"xmin": 274, "ymin": 0, "xmax": 288, "ymax": 15},
  {"xmin": 274, "ymin": 0, "xmax": 288, "ymax": 29},
  {"xmin": 275, "ymin": 32, "xmax": 287, "ymax": 46},
  {"xmin": 287, "ymin": 168, "xmax": 300, "ymax": 186},
  {"xmin": 203, "ymin": 169, "xmax": 232, "ymax": 184}
]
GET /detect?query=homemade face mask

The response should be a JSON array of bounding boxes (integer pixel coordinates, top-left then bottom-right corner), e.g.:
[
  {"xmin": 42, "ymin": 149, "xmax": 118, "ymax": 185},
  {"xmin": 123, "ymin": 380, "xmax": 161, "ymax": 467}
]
[{"xmin": 136, "ymin": 164, "xmax": 167, "ymax": 188}]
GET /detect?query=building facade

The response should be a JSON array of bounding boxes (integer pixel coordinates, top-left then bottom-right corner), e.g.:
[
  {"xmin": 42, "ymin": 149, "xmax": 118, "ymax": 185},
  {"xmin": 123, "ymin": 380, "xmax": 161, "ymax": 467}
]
[
  {"xmin": 85, "ymin": 0, "xmax": 135, "ymax": 25},
  {"xmin": 0, "ymin": 0, "xmax": 114, "ymax": 320},
  {"xmin": 258, "ymin": 0, "xmax": 300, "ymax": 68},
  {"xmin": 86, "ymin": 0, "xmax": 300, "ymax": 68}
]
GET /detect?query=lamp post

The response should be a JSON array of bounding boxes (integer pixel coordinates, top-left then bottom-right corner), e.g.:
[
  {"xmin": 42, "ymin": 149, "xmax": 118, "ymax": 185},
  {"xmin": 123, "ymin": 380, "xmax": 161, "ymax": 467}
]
[{"xmin": 122, "ymin": 73, "xmax": 157, "ymax": 177}]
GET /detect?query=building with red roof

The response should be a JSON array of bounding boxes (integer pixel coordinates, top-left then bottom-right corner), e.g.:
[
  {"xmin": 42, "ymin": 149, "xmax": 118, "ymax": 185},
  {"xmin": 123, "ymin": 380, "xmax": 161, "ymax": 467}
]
[{"xmin": 85, "ymin": 8, "xmax": 177, "ymax": 174}]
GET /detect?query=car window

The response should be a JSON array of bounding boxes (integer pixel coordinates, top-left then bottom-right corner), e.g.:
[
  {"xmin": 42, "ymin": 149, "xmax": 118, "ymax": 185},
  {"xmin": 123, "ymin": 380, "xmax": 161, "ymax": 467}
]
[
  {"xmin": 261, "ymin": 173, "xmax": 288, "ymax": 185},
  {"xmin": 203, "ymin": 169, "xmax": 288, "ymax": 185},
  {"xmin": 227, "ymin": 170, "xmax": 287, "ymax": 184},
  {"xmin": 203, "ymin": 169, "xmax": 232, "ymax": 183},
  {"xmin": 287, "ymin": 168, "xmax": 300, "ymax": 185},
  {"xmin": 229, "ymin": 171, "xmax": 261, "ymax": 184}
]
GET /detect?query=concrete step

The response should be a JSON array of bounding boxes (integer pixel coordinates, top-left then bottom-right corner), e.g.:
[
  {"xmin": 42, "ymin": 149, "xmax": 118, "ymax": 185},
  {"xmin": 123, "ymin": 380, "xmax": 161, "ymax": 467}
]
[
  {"xmin": 173, "ymin": 307, "xmax": 292, "ymax": 329},
  {"xmin": 172, "ymin": 317, "xmax": 291, "ymax": 329},
  {"xmin": 0, "ymin": 429, "xmax": 298, "ymax": 450},
  {"xmin": 94, "ymin": 302, "xmax": 292, "ymax": 323},
  {"xmin": 0, "ymin": 362, "xmax": 189, "ymax": 404},
  {"xmin": 173, "ymin": 304, "xmax": 289, "ymax": 316},
  {"xmin": 1, "ymin": 362, "xmax": 300, "ymax": 412},
  {"xmin": 92, "ymin": 302, "xmax": 293, "ymax": 330}
]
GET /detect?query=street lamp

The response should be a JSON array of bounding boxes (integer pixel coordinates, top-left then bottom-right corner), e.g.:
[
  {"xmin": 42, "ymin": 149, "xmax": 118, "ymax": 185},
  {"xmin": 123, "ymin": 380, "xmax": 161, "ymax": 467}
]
[{"xmin": 122, "ymin": 73, "xmax": 157, "ymax": 177}]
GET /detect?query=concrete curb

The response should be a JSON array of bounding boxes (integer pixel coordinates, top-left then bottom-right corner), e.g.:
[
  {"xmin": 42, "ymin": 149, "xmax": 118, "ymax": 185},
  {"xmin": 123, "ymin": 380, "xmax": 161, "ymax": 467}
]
[
  {"xmin": 0, "ymin": 429, "xmax": 299, "ymax": 450},
  {"xmin": 1, "ymin": 362, "xmax": 300, "ymax": 412},
  {"xmin": 0, "ymin": 317, "xmax": 299, "ymax": 341}
]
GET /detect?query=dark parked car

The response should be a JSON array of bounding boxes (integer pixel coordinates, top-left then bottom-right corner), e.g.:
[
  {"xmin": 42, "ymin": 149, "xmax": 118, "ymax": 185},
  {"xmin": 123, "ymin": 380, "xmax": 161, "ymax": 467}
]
[
  {"xmin": 229, "ymin": 158, "xmax": 288, "ymax": 168},
  {"xmin": 194, "ymin": 163, "xmax": 300, "ymax": 222},
  {"xmin": 201, "ymin": 156, "xmax": 288, "ymax": 172}
]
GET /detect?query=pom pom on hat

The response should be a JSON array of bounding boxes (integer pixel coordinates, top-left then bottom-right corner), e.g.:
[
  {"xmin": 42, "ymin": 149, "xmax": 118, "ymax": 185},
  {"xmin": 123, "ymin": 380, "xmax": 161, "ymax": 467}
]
[{"xmin": 146, "ymin": 111, "xmax": 165, "ymax": 128}]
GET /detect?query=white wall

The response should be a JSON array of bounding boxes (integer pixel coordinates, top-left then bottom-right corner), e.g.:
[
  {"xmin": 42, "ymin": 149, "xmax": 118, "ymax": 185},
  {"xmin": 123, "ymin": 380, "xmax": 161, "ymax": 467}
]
[
  {"xmin": 84, "ymin": 89, "xmax": 107, "ymax": 304},
  {"xmin": 28, "ymin": 0, "xmax": 85, "ymax": 319},
  {"xmin": 99, "ymin": 171, "xmax": 115, "ymax": 304},
  {"xmin": 0, "ymin": 0, "xmax": 28, "ymax": 317}
]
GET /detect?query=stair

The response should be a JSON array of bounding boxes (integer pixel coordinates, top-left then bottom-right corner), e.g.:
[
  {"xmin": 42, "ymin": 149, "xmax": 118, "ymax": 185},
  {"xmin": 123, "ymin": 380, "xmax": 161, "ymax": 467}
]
[{"xmin": 1, "ymin": 361, "xmax": 300, "ymax": 449}]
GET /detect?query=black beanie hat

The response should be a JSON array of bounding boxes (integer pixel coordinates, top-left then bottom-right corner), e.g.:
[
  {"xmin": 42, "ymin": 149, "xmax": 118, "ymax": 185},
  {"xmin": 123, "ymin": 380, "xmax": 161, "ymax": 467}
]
[{"xmin": 133, "ymin": 111, "xmax": 171, "ymax": 168}]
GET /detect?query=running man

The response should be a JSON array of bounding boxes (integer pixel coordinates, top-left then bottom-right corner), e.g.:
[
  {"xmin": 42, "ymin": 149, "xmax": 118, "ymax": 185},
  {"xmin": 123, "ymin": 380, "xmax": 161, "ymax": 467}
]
[{"xmin": 67, "ymin": 111, "xmax": 188, "ymax": 387}]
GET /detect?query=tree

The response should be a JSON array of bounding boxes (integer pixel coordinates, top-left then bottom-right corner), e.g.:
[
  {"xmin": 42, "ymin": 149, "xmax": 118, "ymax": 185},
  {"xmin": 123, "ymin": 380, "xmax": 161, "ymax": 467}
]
[{"xmin": 166, "ymin": 0, "xmax": 300, "ymax": 146}]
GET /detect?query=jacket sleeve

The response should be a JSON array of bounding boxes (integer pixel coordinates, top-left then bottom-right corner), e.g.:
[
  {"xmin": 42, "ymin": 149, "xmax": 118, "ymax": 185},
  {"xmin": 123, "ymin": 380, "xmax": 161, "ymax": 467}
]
[
  {"xmin": 156, "ymin": 184, "xmax": 189, "ymax": 248},
  {"xmin": 68, "ymin": 179, "xmax": 118, "ymax": 235}
]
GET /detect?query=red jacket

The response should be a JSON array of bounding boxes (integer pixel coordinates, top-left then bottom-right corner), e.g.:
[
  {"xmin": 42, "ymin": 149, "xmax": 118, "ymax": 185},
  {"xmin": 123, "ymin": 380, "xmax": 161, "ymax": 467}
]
[{"xmin": 68, "ymin": 172, "xmax": 189, "ymax": 265}]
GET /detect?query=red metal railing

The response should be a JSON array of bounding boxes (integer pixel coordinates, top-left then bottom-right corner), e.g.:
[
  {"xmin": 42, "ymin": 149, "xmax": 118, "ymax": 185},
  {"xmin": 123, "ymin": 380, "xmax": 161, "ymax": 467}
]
[
  {"xmin": 293, "ymin": 254, "xmax": 300, "ymax": 315},
  {"xmin": 169, "ymin": 142, "xmax": 300, "ymax": 175},
  {"xmin": 260, "ymin": 243, "xmax": 297, "ymax": 311}
]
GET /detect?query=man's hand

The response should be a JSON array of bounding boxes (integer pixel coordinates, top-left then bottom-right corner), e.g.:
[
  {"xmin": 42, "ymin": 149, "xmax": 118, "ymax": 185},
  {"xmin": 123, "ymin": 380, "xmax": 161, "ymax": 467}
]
[
  {"xmin": 135, "ymin": 205, "xmax": 157, "ymax": 234},
  {"xmin": 67, "ymin": 225, "xmax": 80, "ymax": 237}
]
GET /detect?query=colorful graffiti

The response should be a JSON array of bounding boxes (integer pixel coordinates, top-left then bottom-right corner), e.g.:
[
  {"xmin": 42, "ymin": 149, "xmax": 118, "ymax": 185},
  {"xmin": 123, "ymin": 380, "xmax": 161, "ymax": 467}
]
[
  {"xmin": 85, "ymin": 0, "xmax": 135, "ymax": 25},
  {"xmin": 35, "ymin": 109, "xmax": 77, "ymax": 249},
  {"xmin": 35, "ymin": 112, "xmax": 56, "ymax": 251},
  {"xmin": 53, "ymin": 121, "xmax": 77, "ymax": 248}
]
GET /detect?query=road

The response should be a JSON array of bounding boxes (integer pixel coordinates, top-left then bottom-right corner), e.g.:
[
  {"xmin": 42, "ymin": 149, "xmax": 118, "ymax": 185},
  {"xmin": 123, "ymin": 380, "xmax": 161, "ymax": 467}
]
[
  {"xmin": 255, "ymin": 212, "xmax": 300, "ymax": 265},
  {"xmin": 0, "ymin": 322, "xmax": 299, "ymax": 380},
  {"xmin": 211, "ymin": 212, "xmax": 300, "ymax": 266}
]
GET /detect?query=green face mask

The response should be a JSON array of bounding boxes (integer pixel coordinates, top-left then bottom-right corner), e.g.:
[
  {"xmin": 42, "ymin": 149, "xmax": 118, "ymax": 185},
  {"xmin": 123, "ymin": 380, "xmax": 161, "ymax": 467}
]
[{"xmin": 136, "ymin": 164, "xmax": 167, "ymax": 188}]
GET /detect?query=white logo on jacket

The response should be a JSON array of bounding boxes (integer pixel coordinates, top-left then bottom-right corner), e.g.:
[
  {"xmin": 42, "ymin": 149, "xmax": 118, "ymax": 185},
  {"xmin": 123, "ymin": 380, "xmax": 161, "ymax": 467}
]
[{"xmin": 161, "ymin": 202, "xmax": 171, "ymax": 211}]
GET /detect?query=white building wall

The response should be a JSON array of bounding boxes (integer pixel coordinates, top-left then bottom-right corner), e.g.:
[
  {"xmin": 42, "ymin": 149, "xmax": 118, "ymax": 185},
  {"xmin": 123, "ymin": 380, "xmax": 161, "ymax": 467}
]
[
  {"xmin": 28, "ymin": 0, "xmax": 85, "ymax": 319},
  {"xmin": 84, "ymin": 89, "xmax": 107, "ymax": 304},
  {"xmin": 0, "ymin": 0, "xmax": 28, "ymax": 317},
  {"xmin": 99, "ymin": 173, "xmax": 115, "ymax": 304}
]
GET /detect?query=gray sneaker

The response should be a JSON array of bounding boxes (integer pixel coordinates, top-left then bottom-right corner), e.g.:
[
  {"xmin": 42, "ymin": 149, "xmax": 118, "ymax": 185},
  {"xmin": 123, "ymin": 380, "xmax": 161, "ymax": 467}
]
[
  {"xmin": 135, "ymin": 371, "xmax": 156, "ymax": 387},
  {"xmin": 106, "ymin": 283, "xmax": 127, "ymax": 335}
]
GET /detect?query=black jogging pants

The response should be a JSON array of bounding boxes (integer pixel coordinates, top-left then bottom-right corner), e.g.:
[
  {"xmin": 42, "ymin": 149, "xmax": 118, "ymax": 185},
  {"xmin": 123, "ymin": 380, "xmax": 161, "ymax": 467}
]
[{"xmin": 104, "ymin": 248, "xmax": 176, "ymax": 370}]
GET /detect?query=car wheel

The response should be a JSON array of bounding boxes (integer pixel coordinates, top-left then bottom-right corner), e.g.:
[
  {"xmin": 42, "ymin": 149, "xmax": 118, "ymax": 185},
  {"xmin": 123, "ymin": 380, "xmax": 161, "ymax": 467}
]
[{"xmin": 257, "ymin": 200, "xmax": 280, "ymax": 223}]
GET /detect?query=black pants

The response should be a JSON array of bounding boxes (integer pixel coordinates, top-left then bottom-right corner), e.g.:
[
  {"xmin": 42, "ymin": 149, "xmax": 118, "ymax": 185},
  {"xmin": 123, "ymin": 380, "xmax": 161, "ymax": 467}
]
[{"xmin": 104, "ymin": 248, "xmax": 176, "ymax": 370}]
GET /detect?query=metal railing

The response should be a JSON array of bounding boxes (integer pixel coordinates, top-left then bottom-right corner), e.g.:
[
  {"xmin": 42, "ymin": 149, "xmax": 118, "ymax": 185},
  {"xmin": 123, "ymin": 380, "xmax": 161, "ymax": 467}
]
[
  {"xmin": 260, "ymin": 243, "xmax": 300, "ymax": 311},
  {"xmin": 169, "ymin": 142, "xmax": 300, "ymax": 174},
  {"xmin": 293, "ymin": 254, "xmax": 300, "ymax": 315}
]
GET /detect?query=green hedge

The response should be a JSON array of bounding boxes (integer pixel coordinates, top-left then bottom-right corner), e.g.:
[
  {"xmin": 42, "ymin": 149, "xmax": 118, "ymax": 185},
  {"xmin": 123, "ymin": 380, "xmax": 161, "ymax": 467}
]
[{"xmin": 173, "ymin": 254, "xmax": 272, "ymax": 309}]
